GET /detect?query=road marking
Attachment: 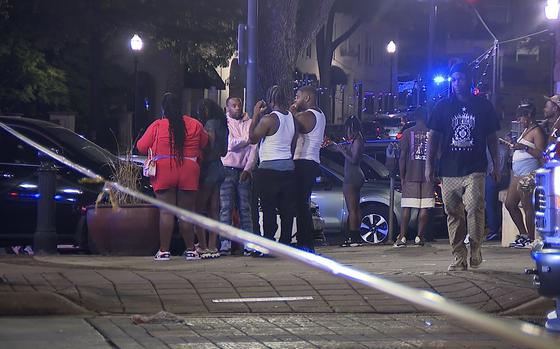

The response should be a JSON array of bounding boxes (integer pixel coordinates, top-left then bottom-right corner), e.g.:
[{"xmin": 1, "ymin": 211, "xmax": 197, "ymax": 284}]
[{"xmin": 212, "ymin": 296, "xmax": 314, "ymax": 303}]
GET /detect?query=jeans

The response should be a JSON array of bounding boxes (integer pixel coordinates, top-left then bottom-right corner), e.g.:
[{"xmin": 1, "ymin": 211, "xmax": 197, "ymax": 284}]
[
  {"xmin": 219, "ymin": 168, "xmax": 253, "ymax": 234},
  {"xmin": 253, "ymin": 168, "xmax": 296, "ymax": 244},
  {"xmin": 484, "ymin": 174, "xmax": 510, "ymax": 237},
  {"xmin": 294, "ymin": 159, "xmax": 320, "ymax": 249}
]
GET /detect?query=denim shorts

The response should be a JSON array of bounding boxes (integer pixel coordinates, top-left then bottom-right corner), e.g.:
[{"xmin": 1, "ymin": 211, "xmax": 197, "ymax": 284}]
[{"xmin": 512, "ymin": 158, "xmax": 540, "ymax": 177}]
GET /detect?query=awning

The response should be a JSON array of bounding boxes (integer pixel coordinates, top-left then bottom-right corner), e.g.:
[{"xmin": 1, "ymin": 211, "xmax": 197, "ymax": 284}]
[{"xmin": 184, "ymin": 66, "xmax": 226, "ymax": 90}]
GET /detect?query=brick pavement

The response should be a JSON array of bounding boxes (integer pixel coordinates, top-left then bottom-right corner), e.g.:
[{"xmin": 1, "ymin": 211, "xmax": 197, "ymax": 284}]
[
  {"xmin": 0, "ymin": 314, "xmax": 551, "ymax": 349},
  {"xmin": 0, "ymin": 242, "xmax": 547, "ymax": 316}
]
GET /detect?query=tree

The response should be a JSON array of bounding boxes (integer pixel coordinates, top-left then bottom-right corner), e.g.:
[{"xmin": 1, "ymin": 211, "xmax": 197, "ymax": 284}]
[
  {"xmin": 315, "ymin": 0, "xmax": 394, "ymax": 121},
  {"xmin": 256, "ymin": 0, "xmax": 335, "ymax": 102},
  {"xmin": 0, "ymin": 0, "xmax": 241, "ymax": 142}
]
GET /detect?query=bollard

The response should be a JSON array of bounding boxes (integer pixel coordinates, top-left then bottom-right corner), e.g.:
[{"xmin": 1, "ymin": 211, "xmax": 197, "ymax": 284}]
[{"xmin": 34, "ymin": 152, "xmax": 58, "ymax": 254}]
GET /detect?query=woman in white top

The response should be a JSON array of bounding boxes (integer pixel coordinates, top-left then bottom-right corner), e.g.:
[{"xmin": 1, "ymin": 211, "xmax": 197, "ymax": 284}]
[{"xmin": 505, "ymin": 102, "xmax": 545, "ymax": 247}]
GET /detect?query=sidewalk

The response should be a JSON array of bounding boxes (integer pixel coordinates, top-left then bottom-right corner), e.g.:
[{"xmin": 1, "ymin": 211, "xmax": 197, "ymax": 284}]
[
  {"xmin": 0, "ymin": 242, "xmax": 550, "ymax": 316},
  {"xmin": 0, "ymin": 314, "xmax": 548, "ymax": 349}
]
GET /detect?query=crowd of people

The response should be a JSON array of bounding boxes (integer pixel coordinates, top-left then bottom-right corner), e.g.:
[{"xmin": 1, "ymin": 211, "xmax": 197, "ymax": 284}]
[
  {"xmin": 394, "ymin": 62, "xmax": 560, "ymax": 270},
  {"xmin": 136, "ymin": 62, "xmax": 559, "ymax": 269},
  {"xmin": 136, "ymin": 85, "xmax": 334, "ymax": 260}
]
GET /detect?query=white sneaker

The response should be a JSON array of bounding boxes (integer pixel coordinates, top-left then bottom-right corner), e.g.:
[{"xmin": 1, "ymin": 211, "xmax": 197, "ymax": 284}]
[
  {"xmin": 464, "ymin": 235, "xmax": 470, "ymax": 245},
  {"xmin": 154, "ymin": 250, "xmax": 171, "ymax": 261},
  {"xmin": 219, "ymin": 240, "xmax": 232, "ymax": 256},
  {"xmin": 184, "ymin": 250, "xmax": 200, "ymax": 261},
  {"xmin": 393, "ymin": 236, "xmax": 406, "ymax": 247}
]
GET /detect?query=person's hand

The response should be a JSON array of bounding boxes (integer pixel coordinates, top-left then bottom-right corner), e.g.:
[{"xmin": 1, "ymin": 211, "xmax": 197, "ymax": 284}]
[
  {"xmin": 253, "ymin": 100, "xmax": 267, "ymax": 118},
  {"xmin": 511, "ymin": 142, "xmax": 526, "ymax": 151},
  {"xmin": 491, "ymin": 168, "xmax": 501, "ymax": 183},
  {"xmin": 240, "ymin": 170, "xmax": 251, "ymax": 182}
]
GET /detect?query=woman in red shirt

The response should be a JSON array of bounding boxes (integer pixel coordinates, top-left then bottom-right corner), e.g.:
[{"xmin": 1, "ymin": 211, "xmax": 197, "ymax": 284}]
[{"xmin": 137, "ymin": 92, "xmax": 208, "ymax": 261}]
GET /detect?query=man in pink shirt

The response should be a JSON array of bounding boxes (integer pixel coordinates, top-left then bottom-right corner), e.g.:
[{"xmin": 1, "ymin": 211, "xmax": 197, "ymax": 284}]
[{"xmin": 219, "ymin": 97, "xmax": 257, "ymax": 255}]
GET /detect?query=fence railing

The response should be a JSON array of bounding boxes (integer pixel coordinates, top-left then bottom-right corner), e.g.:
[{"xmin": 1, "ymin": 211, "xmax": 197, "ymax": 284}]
[{"xmin": 1, "ymin": 121, "xmax": 558, "ymax": 349}]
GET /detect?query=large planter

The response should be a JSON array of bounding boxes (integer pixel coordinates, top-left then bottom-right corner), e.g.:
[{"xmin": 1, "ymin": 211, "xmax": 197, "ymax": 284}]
[{"xmin": 86, "ymin": 204, "xmax": 159, "ymax": 256}]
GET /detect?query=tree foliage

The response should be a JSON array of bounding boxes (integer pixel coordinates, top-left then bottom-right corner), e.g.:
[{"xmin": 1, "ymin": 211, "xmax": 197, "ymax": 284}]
[{"xmin": 0, "ymin": 0, "xmax": 241, "ymax": 119}]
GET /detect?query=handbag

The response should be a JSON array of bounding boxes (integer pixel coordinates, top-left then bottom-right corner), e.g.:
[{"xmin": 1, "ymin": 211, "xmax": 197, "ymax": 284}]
[
  {"xmin": 143, "ymin": 148, "xmax": 156, "ymax": 177},
  {"xmin": 142, "ymin": 125, "xmax": 158, "ymax": 177},
  {"xmin": 518, "ymin": 171, "xmax": 536, "ymax": 193}
]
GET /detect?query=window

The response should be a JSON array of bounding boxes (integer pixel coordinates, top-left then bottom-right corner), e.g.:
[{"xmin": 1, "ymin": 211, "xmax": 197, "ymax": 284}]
[
  {"xmin": 0, "ymin": 129, "xmax": 43, "ymax": 165},
  {"xmin": 306, "ymin": 44, "xmax": 312, "ymax": 59},
  {"xmin": 365, "ymin": 37, "xmax": 374, "ymax": 65}
]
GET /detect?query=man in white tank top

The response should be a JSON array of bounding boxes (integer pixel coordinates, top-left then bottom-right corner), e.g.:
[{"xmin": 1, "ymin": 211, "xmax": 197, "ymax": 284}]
[
  {"xmin": 291, "ymin": 86, "xmax": 326, "ymax": 253},
  {"xmin": 248, "ymin": 86, "xmax": 299, "ymax": 255}
]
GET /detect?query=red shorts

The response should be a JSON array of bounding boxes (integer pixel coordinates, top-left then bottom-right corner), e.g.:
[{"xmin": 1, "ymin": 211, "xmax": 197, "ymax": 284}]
[{"xmin": 150, "ymin": 158, "xmax": 200, "ymax": 192}]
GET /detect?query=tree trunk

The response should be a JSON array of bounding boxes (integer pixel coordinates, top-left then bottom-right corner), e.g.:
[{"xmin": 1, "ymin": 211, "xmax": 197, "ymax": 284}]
[
  {"xmin": 257, "ymin": 0, "xmax": 334, "ymax": 105},
  {"xmin": 256, "ymin": 0, "xmax": 298, "ymax": 102}
]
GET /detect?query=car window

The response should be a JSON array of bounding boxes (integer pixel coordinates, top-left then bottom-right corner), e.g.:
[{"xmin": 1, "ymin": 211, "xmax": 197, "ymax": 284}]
[
  {"xmin": 0, "ymin": 128, "xmax": 56, "ymax": 165},
  {"xmin": 314, "ymin": 166, "xmax": 340, "ymax": 190},
  {"xmin": 320, "ymin": 148, "xmax": 388, "ymax": 181}
]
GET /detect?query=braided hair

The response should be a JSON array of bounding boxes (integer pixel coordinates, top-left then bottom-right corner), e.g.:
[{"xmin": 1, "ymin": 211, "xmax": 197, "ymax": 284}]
[
  {"xmin": 265, "ymin": 85, "xmax": 288, "ymax": 110},
  {"xmin": 161, "ymin": 92, "xmax": 185, "ymax": 164}
]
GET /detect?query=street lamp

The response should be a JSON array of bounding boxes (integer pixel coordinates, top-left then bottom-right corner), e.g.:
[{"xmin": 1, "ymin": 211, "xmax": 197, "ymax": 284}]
[
  {"xmin": 546, "ymin": 0, "xmax": 560, "ymax": 20},
  {"xmin": 130, "ymin": 34, "xmax": 143, "ymax": 139},
  {"xmin": 386, "ymin": 41, "xmax": 397, "ymax": 95}
]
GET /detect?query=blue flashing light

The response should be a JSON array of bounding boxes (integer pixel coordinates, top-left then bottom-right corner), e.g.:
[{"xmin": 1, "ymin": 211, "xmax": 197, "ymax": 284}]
[
  {"xmin": 433, "ymin": 75, "xmax": 451, "ymax": 85},
  {"xmin": 433, "ymin": 75, "xmax": 445, "ymax": 84}
]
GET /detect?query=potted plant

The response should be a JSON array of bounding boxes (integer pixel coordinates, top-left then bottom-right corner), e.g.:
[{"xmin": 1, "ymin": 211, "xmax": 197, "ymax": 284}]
[{"xmin": 85, "ymin": 152, "xmax": 159, "ymax": 256}]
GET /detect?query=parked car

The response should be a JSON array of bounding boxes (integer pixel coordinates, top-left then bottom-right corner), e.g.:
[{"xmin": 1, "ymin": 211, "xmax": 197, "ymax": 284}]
[
  {"xmin": 314, "ymin": 148, "xmax": 446, "ymax": 244},
  {"xmin": 0, "ymin": 116, "xmax": 151, "ymax": 249}
]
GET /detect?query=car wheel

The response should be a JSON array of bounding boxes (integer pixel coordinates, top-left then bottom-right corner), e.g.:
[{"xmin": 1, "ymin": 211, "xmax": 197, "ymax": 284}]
[{"xmin": 360, "ymin": 203, "xmax": 392, "ymax": 244}]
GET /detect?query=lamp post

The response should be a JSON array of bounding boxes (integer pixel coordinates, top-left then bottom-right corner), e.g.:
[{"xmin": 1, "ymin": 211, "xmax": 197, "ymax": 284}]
[
  {"xmin": 546, "ymin": 1, "xmax": 560, "ymax": 94},
  {"xmin": 130, "ymin": 34, "xmax": 143, "ymax": 140},
  {"xmin": 546, "ymin": 0, "xmax": 560, "ymax": 20},
  {"xmin": 386, "ymin": 40, "xmax": 397, "ymax": 244},
  {"xmin": 386, "ymin": 40, "xmax": 397, "ymax": 95}
]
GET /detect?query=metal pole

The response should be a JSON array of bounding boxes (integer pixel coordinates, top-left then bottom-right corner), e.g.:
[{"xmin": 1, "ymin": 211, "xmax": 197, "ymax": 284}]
[
  {"xmin": 389, "ymin": 56, "xmax": 394, "ymax": 95},
  {"xmin": 492, "ymin": 39, "xmax": 498, "ymax": 106},
  {"xmin": 388, "ymin": 169, "xmax": 396, "ymax": 243},
  {"xmin": 34, "ymin": 154, "xmax": 58, "ymax": 254},
  {"xmin": 133, "ymin": 55, "xmax": 138, "ymax": 141},
  {"xmin": 246, "ymin": 0, "xmax": 257, "ymax": 113},
  {"xmin": 427, "ymin": 0, "xmax": 437, "ymax": 74}
]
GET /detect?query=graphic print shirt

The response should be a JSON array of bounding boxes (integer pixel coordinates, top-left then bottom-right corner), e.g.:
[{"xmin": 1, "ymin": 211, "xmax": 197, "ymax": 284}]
[
  {"xmin": 427, "ymin": 95, "xmax": 499, "ymax": 177},
  {"xmin": 399, "ymin": 124, "xmax": 429, "ymax": 182}
]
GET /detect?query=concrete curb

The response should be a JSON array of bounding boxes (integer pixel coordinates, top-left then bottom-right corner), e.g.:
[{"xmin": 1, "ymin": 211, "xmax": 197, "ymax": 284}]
[
  {"xmin": 499, "ymin": 296, "xmax": 555, "ymax": 316},
  {"xmin": 0, "ymin": 292, "xmax": 92, "ymax": 316}
]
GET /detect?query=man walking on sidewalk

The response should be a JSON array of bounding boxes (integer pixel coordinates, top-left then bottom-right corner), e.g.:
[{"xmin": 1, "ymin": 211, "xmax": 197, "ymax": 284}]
[
  {"xmin": 219, "ymin": 97, "xmax": 257, "ymax": 255},
  {"xmin": 291, "ymin": 86, "xmax": 326, "ymax": 253},
  {"xmin": 249, "ymin": 86, "xmax": 298, "ymax": 255},
  {"xmin": 426, "ymin": 62, "xmax": 500, "ymax": 271}
]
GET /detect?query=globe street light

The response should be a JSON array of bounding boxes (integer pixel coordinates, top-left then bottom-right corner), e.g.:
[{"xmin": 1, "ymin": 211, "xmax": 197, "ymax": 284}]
[
  {"xmin": 546, "ymin": 0, "xmax": 560, "ymax": 20},
  {"xmin": 386, "ymin": 41, "xmax": 397, "ymax": 96},
  {"xmin": 130, "ymin": 34, "xmax": 143, "ymax": 140}
]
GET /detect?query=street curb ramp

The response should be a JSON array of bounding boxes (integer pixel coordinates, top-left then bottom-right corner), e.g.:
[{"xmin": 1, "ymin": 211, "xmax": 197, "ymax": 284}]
[{"xmin": 0, "ymin": 292, "xmax": 92, "ymax": 316}]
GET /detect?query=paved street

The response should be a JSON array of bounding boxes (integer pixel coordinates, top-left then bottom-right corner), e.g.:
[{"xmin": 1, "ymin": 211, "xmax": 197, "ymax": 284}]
[{"xmin": 0, "ymin": 241, "xmax": 558, "ymax": 348}]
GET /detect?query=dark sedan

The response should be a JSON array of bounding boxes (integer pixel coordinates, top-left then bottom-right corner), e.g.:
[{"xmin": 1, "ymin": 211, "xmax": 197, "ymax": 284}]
[{"xmin": 0, "ymin": 116, "xmax": 150, "ymax": 248}]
